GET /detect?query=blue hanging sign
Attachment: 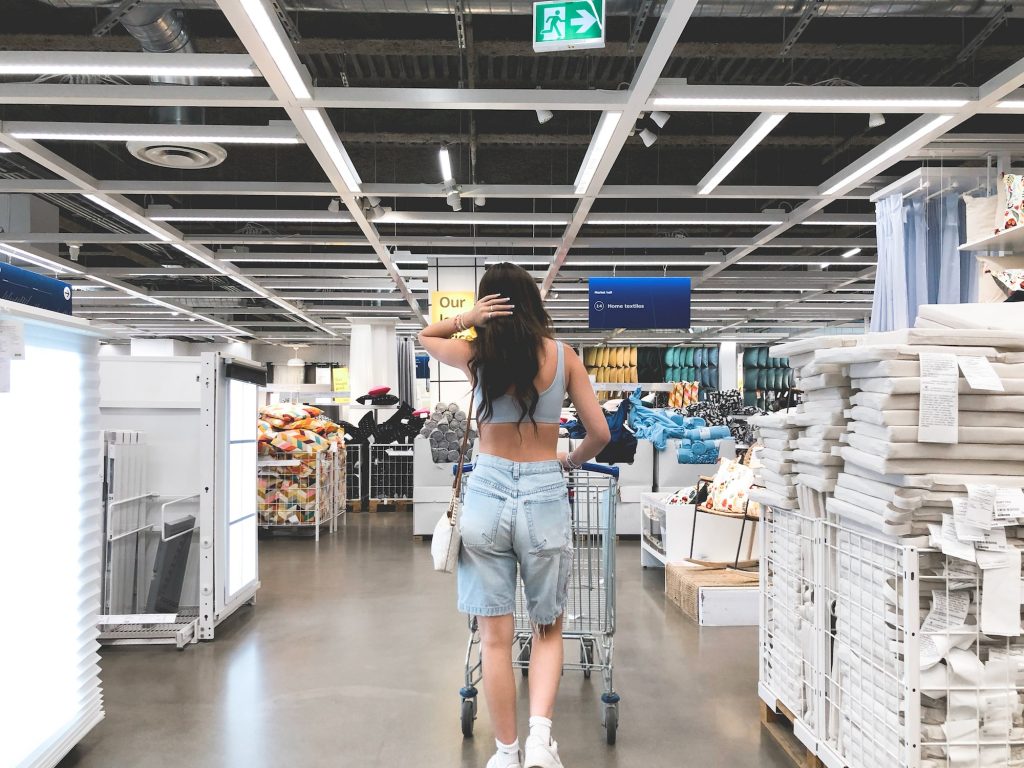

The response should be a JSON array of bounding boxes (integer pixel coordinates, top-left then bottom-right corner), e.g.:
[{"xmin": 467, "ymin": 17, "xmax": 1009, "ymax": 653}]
[{"xmin": 588, "ymin": 277, "xmax": 691, "ymax": 330}]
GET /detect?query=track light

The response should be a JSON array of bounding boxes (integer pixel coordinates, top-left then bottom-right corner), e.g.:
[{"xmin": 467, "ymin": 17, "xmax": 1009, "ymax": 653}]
[
  {"xmin": 68, "ymin": 243, "xmax": 81, "ymax": 261},
  {"xmin": 650, "ymin": 111, "xmax": 670, "ymax": 128},
  {"xmin": 868, "ymin": 113, "xmax": 886, "ymax": 129},
  {"xmin": 365, "ymin": 195, "xmax": 382, "ymax": 208},
  {"xmin": 536, "ymin": 109, "xmax": 554, "ymax": 124},
  {"xmin": 639, "ymin": 128, "xmax": 658, "ymax": 148},
  {"xmin": 327, "ymin": 198, "xmax": 340, "ymax": 212},
  {"xmin": 475, "ymin": 194, "xmax": 487, "ymax": 207},
  {"xmin": 446, "ymin": 188, "xmax": 462, "ymax": 212},
  {"xmin": 439, "ymin": 145, "xmax": 454, "ymax": 183}
]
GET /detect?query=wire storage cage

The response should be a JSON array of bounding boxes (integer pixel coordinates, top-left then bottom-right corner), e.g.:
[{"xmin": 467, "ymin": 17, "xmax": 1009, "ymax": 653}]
[
  {"xmin": 760, "ymin": 505, "xmax": 823, "ymax": 737},
  {"xmin": 257, "ymin": 446, "xmax": 346, "ymax": 541},
  {"xmin": 345, "ymin": 443, "xmax": 364, "ymax": 504},
  {"xmin": 368, "ymin": 443, "xmax": 414, "ymax": 501}
]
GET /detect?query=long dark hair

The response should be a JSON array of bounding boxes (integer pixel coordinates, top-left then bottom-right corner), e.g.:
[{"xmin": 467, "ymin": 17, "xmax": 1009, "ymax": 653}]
[{"xmin": 469, "ymin": 262, "xmax": 554, "ymax": 428}]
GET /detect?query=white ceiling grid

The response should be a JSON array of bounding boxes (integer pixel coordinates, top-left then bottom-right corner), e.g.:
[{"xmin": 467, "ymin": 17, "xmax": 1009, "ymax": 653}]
[{"xmin": 0, "ymin": 1, "xmax": 1021, "ymax": 344}]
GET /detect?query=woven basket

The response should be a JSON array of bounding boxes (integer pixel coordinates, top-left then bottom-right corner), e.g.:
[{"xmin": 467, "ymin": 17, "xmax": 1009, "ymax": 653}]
[{"xmin": 666, "ymin": 564, "xmax": 758, "ymax": 623}]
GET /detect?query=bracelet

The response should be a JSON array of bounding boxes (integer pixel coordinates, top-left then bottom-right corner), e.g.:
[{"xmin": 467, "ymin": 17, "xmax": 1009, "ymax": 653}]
[
  {"xmin": 565, "ymin": 452, "xmax": 582, "ymax": 471},
  {"xmin": 454, "ymin": 313, "xmax": 467, "ymax": 333}
]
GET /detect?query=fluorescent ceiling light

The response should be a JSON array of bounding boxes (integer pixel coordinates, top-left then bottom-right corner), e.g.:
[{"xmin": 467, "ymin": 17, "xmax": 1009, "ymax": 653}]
[
  {"xmin": 83, "ymin": 194, "xmax": 174, "ymax": 243},
  {"xmin": 574, "ymin": 111, "xmax": 622, "ymax": 196},
  {"xmin": 698, "ymin": 113, "xmax": 786, "ymax": 195},
  {"xmin": 800, "ymin": 219, "xmax": 876, "ymax": 226},
  {"xmin": 9, "ymin": 124, "xmax": 301, "ymax": 145},
  {"xmin": 0, "ymin": 243, "xmax": 81, "ymax": 275},
  {"xmin": 821, "ymin": 115, "xmax": 955, "ymax": 196},
  {"xmin": 439, "ymin": 146, "xmax": 454, "ymax": 183},
  {"xmin": 996, "ymin": 100, "xmax": 1024, "ymax": 109},
  {"xmin": 0, "ymin": 52, "xmax": 260, "ymax": 78},
  {"xmin": 841, "ymin": 248, "xmax": 862, "ymax": 259},
  {"xmin": 303, "ymin": 109, "xmax": 361, "ymax": 192},
  {"xmin": 239, "ymin": 0, "xmax": 311, "ymax": 99},
  {"xmin": 0, "ymin": 147, "xmax": 12, "ymax": 154},
  {"xmin": 150, "ymin": 210, "xmax": 354, "ymax": 223},
  {"xmin": 587, "ymin": 215, "xmax": 782, "ymax": 226},
  {"xmin": 651, "ymin": 97, "xmax": 969, "ymax": 109}
]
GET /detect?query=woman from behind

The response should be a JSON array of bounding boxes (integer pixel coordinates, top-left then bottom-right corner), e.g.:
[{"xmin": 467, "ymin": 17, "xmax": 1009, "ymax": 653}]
[{"xmin": 419, "ymin": 262, "xmax": 609, "ymax": 768}]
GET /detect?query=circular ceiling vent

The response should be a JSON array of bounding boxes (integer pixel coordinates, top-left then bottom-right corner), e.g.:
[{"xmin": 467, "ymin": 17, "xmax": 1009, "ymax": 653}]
[{"xmin": 127, "ymin": 141, "xmax": 227, "ymax": 170}]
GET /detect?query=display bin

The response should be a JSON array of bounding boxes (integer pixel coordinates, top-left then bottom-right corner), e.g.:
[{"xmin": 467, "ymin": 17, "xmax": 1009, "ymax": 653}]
[
  {"xmin": 257, "ymin": 447, "xmax": 345, "ymax": 541},
  {"xmin": 758, "ymin": 505, "xmax": 823, "ymax": 747},
  {"xmin": 369, "ymin": 443, "xmax": 415, "ymax": 500},
  {"xmin": 588, "ymin": 442, "xmax": 654, "ymax": 537},
  {"xmin": 413, "ymin": 486, "xmax": 451, "ymax": 537},
  {"xmin": 640, "ymin": 492, "xmax": 760, "ymax": 568},
  {"xmin": 654, "ymin": 440, "xmax": 734, "ymax": 492}
]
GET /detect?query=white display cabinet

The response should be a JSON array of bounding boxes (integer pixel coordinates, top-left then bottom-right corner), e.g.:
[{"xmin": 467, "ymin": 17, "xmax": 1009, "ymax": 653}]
[
  {"xmin": 1, "ymin": 300, "xmax": 105, "ymax": 768},
  {"xmin": 98, "ymin": 353, "xmax": 263, "ymax": 641},
  {"xmin": 586, "ymin": 441, "xmax": 654, "ymax": 536}
]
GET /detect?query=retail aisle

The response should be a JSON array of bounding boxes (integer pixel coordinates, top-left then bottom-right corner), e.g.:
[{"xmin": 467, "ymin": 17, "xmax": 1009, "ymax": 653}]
[{"xmin": 61, "ymin": 513, "xmax": 790, "ymax": 768}]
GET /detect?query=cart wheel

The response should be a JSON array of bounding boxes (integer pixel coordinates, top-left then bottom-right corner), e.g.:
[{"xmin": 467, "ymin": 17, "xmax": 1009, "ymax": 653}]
[
  {"xmin": 580, "ymin": 641, "xmax": 593, "ymax": 679},
  {"xmin": 520, "ymin": 641, "xmax": 531, "ymax": 677},
  {"xmin": 604, "ymin": 705, "xmax": 618, "ymax": 745},
  {"xmin": 461, "ymin": 698, "xmax": 476, "ymax": 737}
]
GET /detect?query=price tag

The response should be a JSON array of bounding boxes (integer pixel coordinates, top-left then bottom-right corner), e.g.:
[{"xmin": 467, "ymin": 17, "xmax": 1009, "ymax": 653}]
[
  {"xmin": 918, "ymin": 352, "xmax": 959, "ymax": 444},
  {"xmin": 0, "ymin": 320, "xmax": 25, "ymax": 360},
  {"xmin": 958, "ymin": 355, "xmax": 1004, "ymax": 392}
]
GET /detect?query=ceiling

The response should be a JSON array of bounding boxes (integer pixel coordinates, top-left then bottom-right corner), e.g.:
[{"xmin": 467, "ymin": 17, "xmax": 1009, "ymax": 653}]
[{"xmin": 0, "ymin": 0, "xmax": 1021, "ymax": 347}]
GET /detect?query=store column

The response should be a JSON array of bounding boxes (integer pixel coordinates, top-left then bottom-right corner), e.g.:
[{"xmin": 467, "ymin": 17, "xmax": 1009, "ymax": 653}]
[
  {"xmin": 427, "ymin": 256, "xmax": 484, "ymax": 409},
  {"xmin": 348, "ymin": 318, "xmax": 398, "ymax": 416}
]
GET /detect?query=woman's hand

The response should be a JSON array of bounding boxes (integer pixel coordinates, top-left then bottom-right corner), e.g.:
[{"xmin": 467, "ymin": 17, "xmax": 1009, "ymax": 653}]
[
  {"xmin": 464, "ymin": 294, "xmax": 514, "ymax": 327},
  {"xmin": 557, "ymin": 451, "xmax": 571, "ymax": 471}
]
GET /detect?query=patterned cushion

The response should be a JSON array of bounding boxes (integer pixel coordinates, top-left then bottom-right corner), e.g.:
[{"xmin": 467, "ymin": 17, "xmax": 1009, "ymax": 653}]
[{"xmin": 1000, "ymin": 173, "xmax": 1024, "ymax": 232}]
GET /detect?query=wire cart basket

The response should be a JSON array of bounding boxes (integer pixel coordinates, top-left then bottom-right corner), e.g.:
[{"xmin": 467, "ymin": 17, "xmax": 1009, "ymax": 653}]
[
  {"xmin": 345, "ymin": 443, "xmax": 363, "ymax": 503},
  {"xmin": 257, "ymin": 447, "xmax": 345, "ymax": 541},
  {"xmin": 369, "ymin": 443, "xmax": 415, "ymax": 501},
  {"xmin": 457, "ymin": 463, "xmax": 622, "ymax": 744}
]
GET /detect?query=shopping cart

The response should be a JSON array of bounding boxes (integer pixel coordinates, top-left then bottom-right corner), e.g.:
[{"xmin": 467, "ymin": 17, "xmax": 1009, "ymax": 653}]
[{"xmin": 455, "ymin": 462, "xmax": 622, "ymax": 745}]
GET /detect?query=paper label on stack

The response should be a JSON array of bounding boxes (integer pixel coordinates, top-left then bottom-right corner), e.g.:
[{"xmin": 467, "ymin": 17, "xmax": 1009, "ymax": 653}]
[{"xmin": 918, "ymin": 352, "xmax": 959, "ymax": 444}]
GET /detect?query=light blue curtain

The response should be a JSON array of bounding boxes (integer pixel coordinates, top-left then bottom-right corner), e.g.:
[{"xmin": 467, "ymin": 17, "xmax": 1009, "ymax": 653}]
[{"xmin": 871, "ymin": 191, "xmax": 979, "ymax": 331}]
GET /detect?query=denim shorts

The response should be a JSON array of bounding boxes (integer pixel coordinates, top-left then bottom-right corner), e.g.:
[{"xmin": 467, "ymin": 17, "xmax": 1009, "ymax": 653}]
[{"xmin": 457, "ymin": 454, "xmax": 573, "ymax": 627}]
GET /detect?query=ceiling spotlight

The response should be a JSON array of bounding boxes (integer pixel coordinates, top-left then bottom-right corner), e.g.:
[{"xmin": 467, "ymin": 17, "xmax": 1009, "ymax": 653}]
[
  {"xmin": 650, "ymin": 111, "xmax": 670, "ymax": 128},
  {"xmin": 868, "ymin": 113, "xmax": 886, "ymax": 129},
  {"xmin": 438, "ymin": 145, "xmax": 454, "ymax": 183},
  {"xmin": 365, "ymin": 195, "xmax": 382, "ymax": 208},
  {"xmin": 536, "ymin": 109, "xmax": 554, "ymax": 124},
  {"xmin": 475, "ymin": 194, "xmax": 487, "ymax": 207},
  {"xmin": 68, "ymin": 243, "xmax": 81, "ymax": 261},
  {"xmin": 446, "ymin": 188, "xmax": 463, "ymax": 212},
  {"xmin": 639, "ymin": 128, "xmax": 658, "ymax": 148},
  {"xmin": 327, "ymin": 198, "xmax": 340, "ymax": 212}
]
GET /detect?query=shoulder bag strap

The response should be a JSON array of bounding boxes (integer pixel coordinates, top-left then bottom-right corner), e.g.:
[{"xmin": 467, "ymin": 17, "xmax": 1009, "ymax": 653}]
[{"xmin": 448, "ymin": 399, "xmax": 475, "ymax": 519}]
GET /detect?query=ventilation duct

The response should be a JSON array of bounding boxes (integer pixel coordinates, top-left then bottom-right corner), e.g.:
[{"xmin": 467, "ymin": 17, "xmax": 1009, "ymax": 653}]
[{"xmin": 39, "ymin": 0, "xmax": 1013, "ymax": 15}]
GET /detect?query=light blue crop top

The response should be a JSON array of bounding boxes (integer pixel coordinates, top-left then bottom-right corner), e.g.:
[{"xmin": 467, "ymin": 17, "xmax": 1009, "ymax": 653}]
[{"xmin": 473, "ymin": 341, "xmax": 565, "ymax": 424}]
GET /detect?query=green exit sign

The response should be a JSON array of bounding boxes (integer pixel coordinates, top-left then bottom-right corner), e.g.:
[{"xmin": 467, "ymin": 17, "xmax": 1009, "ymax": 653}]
[{"xmin": 533, "ymin": 0, "xmax": 605, "ymax": 52}]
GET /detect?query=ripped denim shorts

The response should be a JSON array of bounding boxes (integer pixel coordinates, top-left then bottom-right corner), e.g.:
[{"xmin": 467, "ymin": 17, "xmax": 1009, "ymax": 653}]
[{"xmin": 457, "ymin": 454, "xmax": 573, "ymax": 628}]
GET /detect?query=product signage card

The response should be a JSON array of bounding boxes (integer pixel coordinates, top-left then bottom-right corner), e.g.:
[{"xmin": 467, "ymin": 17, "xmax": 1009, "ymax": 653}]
[
  {"xmin": 588, "ymin": 277, "xmax": 691, "ymax": 330},
  {"xmin": 431, "ymin": 290, "xmax": 477, "ymax": 340}
]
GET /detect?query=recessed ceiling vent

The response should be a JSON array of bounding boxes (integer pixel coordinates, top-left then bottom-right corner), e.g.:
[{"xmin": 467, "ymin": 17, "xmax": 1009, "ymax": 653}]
[{"xmin": 127, "ymin": 141, "xmax": 227, "ymax": 169}]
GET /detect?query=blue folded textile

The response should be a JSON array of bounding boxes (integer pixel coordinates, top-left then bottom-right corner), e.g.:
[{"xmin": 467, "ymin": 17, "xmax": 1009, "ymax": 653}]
[
  {"xmin": 682, "ymin": 425, "xmax": 731, "ymax": 441},
  {"xmin": 627, "ymin": 387, "xmax": 706, "ymax": 450},
  {"xmin": 677, "ymin": 438, "xmax": 720, "ymax": 464}
]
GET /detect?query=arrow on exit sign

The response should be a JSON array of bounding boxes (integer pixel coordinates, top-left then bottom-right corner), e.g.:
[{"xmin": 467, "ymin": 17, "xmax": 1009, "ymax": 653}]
[{"xmin": 533, "ymin": 0, "xmax": 605, "ymax": 53}]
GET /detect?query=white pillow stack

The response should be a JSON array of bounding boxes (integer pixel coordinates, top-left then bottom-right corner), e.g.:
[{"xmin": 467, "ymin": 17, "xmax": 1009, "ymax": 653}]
[{"xmin": 749, "ymin": 411, "xmax": 800, "ymax": 510}]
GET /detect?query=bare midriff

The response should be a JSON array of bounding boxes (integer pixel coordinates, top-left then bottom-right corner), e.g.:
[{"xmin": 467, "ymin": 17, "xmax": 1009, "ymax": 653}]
[{"xmin": 476, "ymin": 421, "xmax": 561, "ymax": 462}]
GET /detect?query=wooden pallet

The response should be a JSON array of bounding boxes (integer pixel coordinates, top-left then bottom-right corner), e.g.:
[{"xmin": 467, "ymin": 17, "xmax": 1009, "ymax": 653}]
[
  {"xmin": 760, "ymin": 700, "xmax": 822, "ymax": 768},
  {"xmin": 366, "ymin": 498, "xmax": 412, "ymax": 513}
]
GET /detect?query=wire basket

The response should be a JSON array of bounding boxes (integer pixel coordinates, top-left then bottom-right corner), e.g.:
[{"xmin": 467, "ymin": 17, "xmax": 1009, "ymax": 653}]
[{"xmin": 257, "ymin": 447, "xmax": 345, "ymax": 539}]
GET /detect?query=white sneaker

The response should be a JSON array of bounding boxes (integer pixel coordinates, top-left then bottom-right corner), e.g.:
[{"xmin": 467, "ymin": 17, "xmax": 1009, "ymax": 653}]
[
  {"xmin": 486, "ymin": 750, "xmax": 521, "ymax": 768},
  {"xmin": 523, "ymin": 735, "xmax": 564, "ymax": 768}
]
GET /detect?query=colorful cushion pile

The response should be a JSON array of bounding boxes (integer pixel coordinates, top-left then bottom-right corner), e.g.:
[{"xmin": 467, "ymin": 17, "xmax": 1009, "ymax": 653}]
[{"xmin": 257, "ymin": 403, "xmax": 345, "ymax": 525}]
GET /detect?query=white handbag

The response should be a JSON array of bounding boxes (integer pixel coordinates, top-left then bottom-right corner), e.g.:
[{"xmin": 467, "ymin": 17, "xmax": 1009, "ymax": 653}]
[{"xmin": 431, "ymin": 403, "xmax": 473, "ymax": 573}]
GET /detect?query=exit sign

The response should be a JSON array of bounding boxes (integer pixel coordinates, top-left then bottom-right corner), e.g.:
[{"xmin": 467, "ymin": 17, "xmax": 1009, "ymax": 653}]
[{"xmin": 533, "ymin": 0, "xmax": 605, "ymax": 53}]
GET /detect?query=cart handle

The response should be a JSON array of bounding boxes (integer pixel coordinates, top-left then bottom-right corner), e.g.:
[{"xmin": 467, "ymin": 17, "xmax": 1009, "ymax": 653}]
[{"xmin": 454, "ymin": 462, "xmax": 620, "ymax": 478}]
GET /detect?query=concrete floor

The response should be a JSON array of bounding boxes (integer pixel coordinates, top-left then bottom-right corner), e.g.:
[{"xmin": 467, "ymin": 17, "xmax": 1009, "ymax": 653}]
[{"xmin": 62, "ymin": 511, "xmax": 791, "ymax": 768}]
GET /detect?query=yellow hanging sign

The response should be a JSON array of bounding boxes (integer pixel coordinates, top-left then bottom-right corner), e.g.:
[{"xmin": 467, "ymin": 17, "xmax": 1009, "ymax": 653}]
[
  {"xmin": 332, "ymin": 366, "xmax": 350, "ymax": 404},
  {"xmin": 431, "ymin": 290, "xmax": 477, "ymax": 340}
]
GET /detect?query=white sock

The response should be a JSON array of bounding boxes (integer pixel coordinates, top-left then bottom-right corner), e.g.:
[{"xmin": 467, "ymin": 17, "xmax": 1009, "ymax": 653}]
[
  {"xmin": 495, "ymin": 738, "xmax": 520, "ymax": 765},
  {"xmin": 529, "ymin": 715, "xmax": 552, "ymax": 745}
]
